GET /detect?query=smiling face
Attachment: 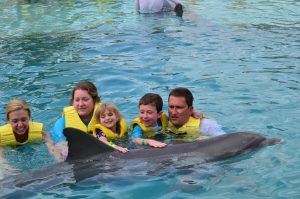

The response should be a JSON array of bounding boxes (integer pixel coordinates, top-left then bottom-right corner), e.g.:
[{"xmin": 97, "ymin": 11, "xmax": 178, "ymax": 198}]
[
  {"xmin": 99, "ymin": 110, "xmax": 118, "ymax": 130},
  {"xmin": 168, "ymin": 95, "xmax": 193, "ymax": 128},
  {"xmin": 8, "ymin": 109, "xmax": 30, "ymax": 135},
  {"xmin": 73, "ymin": 89, "xmax": 95, "ymax": 120},
  {"xmin": 139, "ymin": 104, "xmax": 162, "ymax": 127}
]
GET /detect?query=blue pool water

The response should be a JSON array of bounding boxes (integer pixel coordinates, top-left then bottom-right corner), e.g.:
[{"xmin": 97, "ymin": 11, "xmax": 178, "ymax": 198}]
[{"xmin": 0, "ymin": 0, "xmax": 299, "ymax": 198}]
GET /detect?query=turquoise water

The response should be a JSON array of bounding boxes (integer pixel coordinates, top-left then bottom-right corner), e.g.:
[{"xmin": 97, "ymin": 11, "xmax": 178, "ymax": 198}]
[{"xmin": 0, "ymin": 0, "xmax": 299, "ymax": 198}]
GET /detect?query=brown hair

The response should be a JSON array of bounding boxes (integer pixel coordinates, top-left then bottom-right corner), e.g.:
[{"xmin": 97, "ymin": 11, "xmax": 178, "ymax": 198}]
[
  {"xmin": 139, "ymin": 93, "xmax": 163, "ymax": 113},
  {"xmin": 168, "ymin": 87, "xmax": 194, "ymax": 107},
  {"xmin": 70, "ymin": 81, "xmax": 100, "ymax": 105},
  {"xmin": 95, "ymin": 103, "xmax": 122, "ymax": 134},
  {"xmin": 6, "ymin": 99, "xmax": 31, "ymax": 121}
]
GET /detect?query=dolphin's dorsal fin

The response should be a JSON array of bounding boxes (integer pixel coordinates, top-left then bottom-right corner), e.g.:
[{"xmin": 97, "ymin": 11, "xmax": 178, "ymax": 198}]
[{"xmin": 63, "ymin": 127, "xmax": 115, "ymax": 161}]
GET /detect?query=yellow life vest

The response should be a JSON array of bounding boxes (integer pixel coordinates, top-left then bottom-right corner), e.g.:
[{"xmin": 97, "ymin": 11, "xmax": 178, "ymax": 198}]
[
  {"xmin": 130, "ymin": 112, "xmax": 168, "ymax": 138},
  {"xmin": 0, "ymin": 122, "xmax": 43, "ymax": 146},
  {"xmin": 167, "ymin": 116, "xmax": 201, "ymax": 135},
  {"xmin": 93, "ymin": 118, "xmax": 128, "ymax": 141},
  {"xmin": 63, "ymin": 103, "xmax": 100, "ymax": 135}
]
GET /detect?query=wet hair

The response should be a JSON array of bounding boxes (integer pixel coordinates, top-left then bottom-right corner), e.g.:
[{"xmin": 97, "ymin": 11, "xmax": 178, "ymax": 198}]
[
  {"xmin": 70, "ymin": 81, "xmax": 100, "ymax": 105},
  {"xmin": 6, "ymin": 99, "xmax": 31, "ymax": 121},
  {"xmin": 95, "ymin": 103, "xmax": 122, "ymax": 134},
  {"xmin": 168, "ymin": 87, "xmax": 194, "ymax": 107},
  {"xmin": 139, "ymin": 93, "xmax": 163, "ymax": 113},
  {"xmin": 174, "ymin": 3, "xmax": 183, "ymax": 17}
]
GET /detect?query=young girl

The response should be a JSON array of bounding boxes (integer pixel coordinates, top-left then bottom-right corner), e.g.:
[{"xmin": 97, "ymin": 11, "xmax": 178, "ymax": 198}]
[{"xmin": 93, "ymin": 103, "xmax": 129, "ymax": 153}]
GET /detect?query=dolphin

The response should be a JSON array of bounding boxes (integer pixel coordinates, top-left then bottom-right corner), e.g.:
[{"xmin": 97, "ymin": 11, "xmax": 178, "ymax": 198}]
[
  {"xmin": 63, "ymin": 128, "xmax": 282, "ymax": 182},
  {"xmin": 64, "ymin": 128, "xmax": 282, "ymax": 163},
  {"xmin": 0, "ymin": 128, "xmax": 282, "ymax": 197}
]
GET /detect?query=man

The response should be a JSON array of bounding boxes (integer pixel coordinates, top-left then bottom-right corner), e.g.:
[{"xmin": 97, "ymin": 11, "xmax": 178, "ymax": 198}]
[{"xmin": 167, "ymin": 87, "xmax": 225, "ymax": 140}]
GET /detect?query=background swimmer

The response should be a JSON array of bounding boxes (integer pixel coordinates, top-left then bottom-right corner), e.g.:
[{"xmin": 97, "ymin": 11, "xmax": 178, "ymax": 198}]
[{"xmin": 136, "ymin": 0, "xmax": 184, "ymax": 17}]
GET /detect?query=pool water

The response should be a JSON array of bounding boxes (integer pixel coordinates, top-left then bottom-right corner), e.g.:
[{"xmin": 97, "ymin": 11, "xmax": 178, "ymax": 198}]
[{"xmin": 0, "ymin": 0, "xmax": 299, "ymax": 198}]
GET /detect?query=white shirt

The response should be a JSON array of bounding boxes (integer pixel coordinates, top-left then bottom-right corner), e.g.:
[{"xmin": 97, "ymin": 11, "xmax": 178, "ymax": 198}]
[
  {"xmin": 136, "ymin": 0, "xmax": 182, "ymax": 13},
  {"xmin": 200, "ymin": 118, "xmax": 226, "ymax": 137}
]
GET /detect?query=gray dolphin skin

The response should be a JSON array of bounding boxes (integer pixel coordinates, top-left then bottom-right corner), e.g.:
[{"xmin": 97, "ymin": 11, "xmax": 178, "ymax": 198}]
[
  {"xmin": 63, "ymin": 128, "xmax": 282, "ymax": 182},
  {"xmin": 0, "ymin": 128, "xmax": 282, "ymax": 197},
  {"xmin": 64, "ymin": 128, "xmax": 282, "ymax": 163}
]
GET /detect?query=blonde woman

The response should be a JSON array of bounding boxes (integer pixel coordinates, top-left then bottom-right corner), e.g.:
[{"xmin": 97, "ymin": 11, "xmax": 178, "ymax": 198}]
[{"xmin": 0, "ymin": 99, "xmax": 57, "ymax": 160}]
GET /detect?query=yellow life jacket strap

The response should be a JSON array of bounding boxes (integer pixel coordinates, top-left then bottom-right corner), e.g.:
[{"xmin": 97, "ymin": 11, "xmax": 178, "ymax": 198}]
[
  {"xmin": 0, "ymin": 122, "xmax": 43, "ymax": 146},
  {"xmin": 168, "ymin": 116, "xmax": 201, "ymax": 135},
  {"xmin": 93, "ymin": 118, "xmax": 128, "ymax": 140},
  {"xmin": 64, "ymin": 103, "xmax": 100, "ymax": 134}
]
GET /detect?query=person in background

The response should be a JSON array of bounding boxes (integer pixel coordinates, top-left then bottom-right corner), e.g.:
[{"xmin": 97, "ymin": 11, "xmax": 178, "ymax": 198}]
[
  {"xmin": 168, "ymin": 87, "xmax": 225, "ymax": 141},
  {"xmin": 0, "ymin": 99, "xmax": 56, "ymax": 160},
  {"xmin": 50, "ymin": 81, "xmax": 101, "ymax": 161},
  {"xmin": 136, "ymin": 0, "xmax": 184, "ymax": 17},
  {"xmin": 130, "ymin": 93, "xmax": 168, "ymax": 148},
  {"xmin": 93, "ymin": 103, "xmax": 129, "ymax": 153}
]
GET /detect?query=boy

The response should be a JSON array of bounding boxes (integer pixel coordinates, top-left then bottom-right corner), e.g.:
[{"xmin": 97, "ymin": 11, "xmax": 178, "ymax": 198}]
[{"xmin": 130, "ymin": 93, "xmax": 168, "ymax": 148}]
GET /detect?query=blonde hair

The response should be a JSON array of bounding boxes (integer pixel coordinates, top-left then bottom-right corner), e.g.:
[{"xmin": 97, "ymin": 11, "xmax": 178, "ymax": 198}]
[
  {"xmin": 6, "ymin": 99, "xmax": 31, "ymax": 121},
  {"xmin": 95, "ymin": 103, "xmax": 122, "ymax": 134}
]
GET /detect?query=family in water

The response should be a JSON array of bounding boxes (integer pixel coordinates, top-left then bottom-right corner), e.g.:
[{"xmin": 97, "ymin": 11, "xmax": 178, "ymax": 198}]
[
  {"xmin": 0, "ymin": 0, "xmax": 188, "ymax": 160},
  {"xmin": 0, "ymin": 81, "xmax": 226, "ymax": 162}
]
